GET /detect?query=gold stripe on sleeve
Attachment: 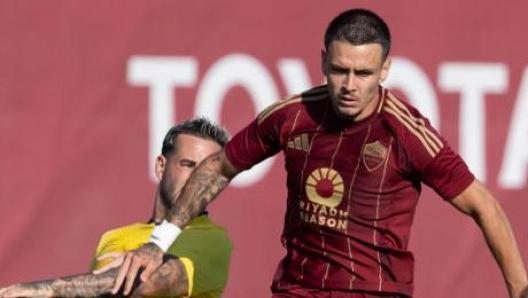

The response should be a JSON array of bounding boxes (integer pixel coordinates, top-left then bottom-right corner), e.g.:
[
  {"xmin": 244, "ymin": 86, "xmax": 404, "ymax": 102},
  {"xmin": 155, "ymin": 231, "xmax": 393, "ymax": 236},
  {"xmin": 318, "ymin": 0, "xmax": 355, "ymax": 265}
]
[{"xmin": 383, "ymin": 93, "xmax": 444, "ymax": 157}]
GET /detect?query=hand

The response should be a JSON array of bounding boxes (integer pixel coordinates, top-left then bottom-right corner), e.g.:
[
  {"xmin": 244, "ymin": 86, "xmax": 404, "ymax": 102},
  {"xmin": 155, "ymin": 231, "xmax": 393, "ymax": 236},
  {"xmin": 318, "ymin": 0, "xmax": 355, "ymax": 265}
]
[{"xmin": 104, "ymin": 243, "xmax": 164, "ymax": 295}]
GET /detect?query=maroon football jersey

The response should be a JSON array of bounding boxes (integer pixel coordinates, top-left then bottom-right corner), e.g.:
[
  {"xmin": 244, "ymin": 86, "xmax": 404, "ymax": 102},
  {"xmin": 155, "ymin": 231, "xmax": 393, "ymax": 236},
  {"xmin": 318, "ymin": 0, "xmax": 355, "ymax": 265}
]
[{"xmin": 224, "ymin": 85, "xmax": 475, "ymax": 296}]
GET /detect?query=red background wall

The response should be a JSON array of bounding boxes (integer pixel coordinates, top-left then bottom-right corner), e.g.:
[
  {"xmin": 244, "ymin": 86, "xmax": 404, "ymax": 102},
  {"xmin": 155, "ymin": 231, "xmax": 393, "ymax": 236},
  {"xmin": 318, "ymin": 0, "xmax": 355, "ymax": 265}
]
[{"xmin": 0, "ymin": 1, "xmax": 527, "ymax": 297}]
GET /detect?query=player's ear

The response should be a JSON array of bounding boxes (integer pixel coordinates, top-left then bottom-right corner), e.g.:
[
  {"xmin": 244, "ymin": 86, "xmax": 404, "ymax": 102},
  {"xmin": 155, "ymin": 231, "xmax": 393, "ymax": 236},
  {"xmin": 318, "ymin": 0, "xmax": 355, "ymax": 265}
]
[
  {"xmin": 321, "ymin": 49, "xmax": 328, "ymax": 75},
  {"xmin": 155, "ymin": 155, "xmax": 166, "ymax": 181},
  {"xmin": 380, "ymin": 56, "xmax": 392, "ymax": 83}
]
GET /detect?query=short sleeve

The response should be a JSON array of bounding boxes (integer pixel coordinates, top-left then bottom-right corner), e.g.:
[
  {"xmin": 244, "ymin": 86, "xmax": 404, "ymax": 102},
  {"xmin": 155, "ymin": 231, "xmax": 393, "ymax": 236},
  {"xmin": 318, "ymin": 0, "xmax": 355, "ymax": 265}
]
[
  {"xmin": 382, "ymin": 91, "xmax": 474, "ymax": 201},
  {"xmin": 90, "ymin": 223, "xmax": 153, "ymax": 270},
  {"xmin": 225, "ymin": 106, "xmax": 284, "ymax": 171},
  {"xmin": 421, "ymin": 146, "xmax": 475, "ymax": 200}
]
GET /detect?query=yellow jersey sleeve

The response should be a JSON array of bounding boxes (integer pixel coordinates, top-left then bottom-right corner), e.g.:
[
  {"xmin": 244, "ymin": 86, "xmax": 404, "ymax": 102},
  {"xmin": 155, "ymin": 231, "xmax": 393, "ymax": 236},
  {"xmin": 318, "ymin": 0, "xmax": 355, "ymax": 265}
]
[{"xmin": 90, "ymin": 223, "xmax": 154, "ymax": 270}]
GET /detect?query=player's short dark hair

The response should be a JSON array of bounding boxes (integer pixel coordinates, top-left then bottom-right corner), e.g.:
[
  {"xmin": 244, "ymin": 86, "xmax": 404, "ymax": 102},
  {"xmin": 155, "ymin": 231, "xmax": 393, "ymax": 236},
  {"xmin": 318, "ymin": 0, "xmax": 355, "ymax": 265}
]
[
  {"xmin": 161, "ymin": 117, "xmax": 229, "ymax": 157},
  {"xmin": 324, "ymin": 8, "xmax": 391, "ymax": 60}
]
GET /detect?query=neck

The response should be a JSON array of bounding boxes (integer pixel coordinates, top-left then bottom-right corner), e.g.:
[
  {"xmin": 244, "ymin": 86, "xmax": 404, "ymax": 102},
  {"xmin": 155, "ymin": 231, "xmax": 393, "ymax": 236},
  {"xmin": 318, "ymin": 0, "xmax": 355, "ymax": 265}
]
[{"xmin": 149, "ymin": 192, "xmax": 167, "ymax": 224}]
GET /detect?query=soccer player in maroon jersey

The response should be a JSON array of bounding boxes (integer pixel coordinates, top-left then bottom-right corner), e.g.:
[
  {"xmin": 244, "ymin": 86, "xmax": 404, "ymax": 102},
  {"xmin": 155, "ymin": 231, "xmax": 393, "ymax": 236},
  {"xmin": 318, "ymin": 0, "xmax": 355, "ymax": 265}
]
[{"xmin": 106, "ymin": 8, "xmax": 528, "ymax": 298}]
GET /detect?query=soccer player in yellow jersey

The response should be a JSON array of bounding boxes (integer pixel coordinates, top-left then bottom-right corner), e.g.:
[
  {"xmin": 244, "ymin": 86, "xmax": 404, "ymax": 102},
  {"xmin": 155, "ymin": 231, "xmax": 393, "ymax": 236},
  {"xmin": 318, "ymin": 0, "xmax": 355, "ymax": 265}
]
[{"xmin": 0, "ymin": 117, "xmax": 232, "ymax": 298}]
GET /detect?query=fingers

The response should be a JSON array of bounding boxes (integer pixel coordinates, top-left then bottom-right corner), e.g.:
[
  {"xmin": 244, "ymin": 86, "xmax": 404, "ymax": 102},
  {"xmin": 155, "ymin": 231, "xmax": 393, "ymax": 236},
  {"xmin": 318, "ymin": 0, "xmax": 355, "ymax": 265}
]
[
  {"xmin": 93, "ymin": 252, "xmax": 126, "ymax": 274},
  {"xmin": 111, "ymin": 253, "xmax": 132, "ymax": 295},
  {"xmin": 97, "ymin": 251, "xmax": 125, "ymax": 261},
  {"xmin": 108, "ymin": 245, "xmax": 164, "ymax": 295},
  {"xmin": 123, "ymin": 256, "xmax": 143, "ymax": 295},
  {"xmin": 113, "ymin": 252, "xmax": 147, "ymax": 296}
]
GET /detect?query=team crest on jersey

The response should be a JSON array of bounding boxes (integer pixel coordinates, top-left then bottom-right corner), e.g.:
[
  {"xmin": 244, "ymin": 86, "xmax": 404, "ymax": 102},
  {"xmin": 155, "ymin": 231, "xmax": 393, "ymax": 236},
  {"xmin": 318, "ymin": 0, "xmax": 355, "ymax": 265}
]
[{"xmin": 362, "ymin": 141, "xmax": 388, "ymax": 172}]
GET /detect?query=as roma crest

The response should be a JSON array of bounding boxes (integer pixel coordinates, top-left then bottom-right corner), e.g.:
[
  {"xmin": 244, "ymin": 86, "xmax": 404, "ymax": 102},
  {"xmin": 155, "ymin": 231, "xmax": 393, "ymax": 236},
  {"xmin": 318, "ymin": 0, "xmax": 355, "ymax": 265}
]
[{"xmin": 362, "ymin": 141, "xmax": 388, "ymax": 172}]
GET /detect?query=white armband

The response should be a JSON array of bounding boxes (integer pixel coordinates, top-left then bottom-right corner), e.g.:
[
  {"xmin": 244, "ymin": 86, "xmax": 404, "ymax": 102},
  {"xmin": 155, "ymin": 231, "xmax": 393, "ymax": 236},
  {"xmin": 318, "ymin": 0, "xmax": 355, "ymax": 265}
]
[{"xmin": 148, "ymin": 220, "xmax": 182, "ymax": 252}]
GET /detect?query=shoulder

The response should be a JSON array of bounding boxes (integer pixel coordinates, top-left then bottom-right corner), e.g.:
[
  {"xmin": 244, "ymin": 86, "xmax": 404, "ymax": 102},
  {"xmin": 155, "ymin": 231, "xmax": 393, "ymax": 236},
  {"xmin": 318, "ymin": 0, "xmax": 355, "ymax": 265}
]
[
  {"xmin": 169, "ymin": 216, "xmax": 233, "ymax": 258},
  {"xmin": 380, "ymin": 89, "xmax": 445, "ymax": 159},
  {"xmin": 179, "ymin": 216, "xmax": 233, "ymax": 252},
  {"xmin": 185, "ymin": 216, "xmax": 231, "ymax": 241},
  {"xmin": 380, "ymin": 89, "xmax": 426, "ymax": 124},
  {"xmin": 257, "ymin": 85, "xmax": 329, "ymax": 124}
]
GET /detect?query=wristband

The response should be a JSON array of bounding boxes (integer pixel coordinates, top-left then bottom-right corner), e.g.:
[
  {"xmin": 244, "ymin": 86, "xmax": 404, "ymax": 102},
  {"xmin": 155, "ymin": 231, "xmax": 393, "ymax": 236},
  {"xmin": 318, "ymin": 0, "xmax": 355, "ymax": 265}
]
[{"xmin": 148, "ymin": 220, "xmax": 182, "ymax": 252}]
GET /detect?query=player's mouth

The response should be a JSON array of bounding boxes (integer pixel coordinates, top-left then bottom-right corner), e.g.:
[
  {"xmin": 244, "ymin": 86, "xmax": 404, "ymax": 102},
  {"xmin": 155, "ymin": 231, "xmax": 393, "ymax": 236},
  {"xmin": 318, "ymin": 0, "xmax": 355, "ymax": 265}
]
[{"xmin": 339, "ymin": 95, "xmax": 359, "ymax": 107}]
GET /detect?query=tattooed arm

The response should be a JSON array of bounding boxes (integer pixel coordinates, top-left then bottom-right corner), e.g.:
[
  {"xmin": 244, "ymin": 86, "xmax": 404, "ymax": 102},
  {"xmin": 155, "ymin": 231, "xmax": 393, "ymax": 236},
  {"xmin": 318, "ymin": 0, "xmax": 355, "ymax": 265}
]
[
  {"xmin": 0, "ymin": 259, "xmax": 189, "ymax": 298},
  {"xmin": 0, "ymin": 269, "xmax": 117, "ymax": 297},
  {"xmin": 168, "ymin": 150, "xmax": 239, "ymax": 227}
]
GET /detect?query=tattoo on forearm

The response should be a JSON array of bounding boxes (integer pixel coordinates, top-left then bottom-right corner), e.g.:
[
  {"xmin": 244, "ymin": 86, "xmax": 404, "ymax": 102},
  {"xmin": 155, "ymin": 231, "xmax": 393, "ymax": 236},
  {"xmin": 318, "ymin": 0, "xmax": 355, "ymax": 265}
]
[
  {"xmin": 169, "ymin": 152, "xmax": 230, "ymax": 226},
  {"xmin": 23, "ymin": 269, "xmax": 116, "ymax": 297}
]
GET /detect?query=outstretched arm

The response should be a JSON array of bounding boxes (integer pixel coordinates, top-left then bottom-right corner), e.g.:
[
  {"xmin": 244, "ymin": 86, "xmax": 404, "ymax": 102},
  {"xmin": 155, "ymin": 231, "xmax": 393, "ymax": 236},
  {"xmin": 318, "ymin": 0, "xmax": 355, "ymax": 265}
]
[
  {"xmin": 0, "ymin": 269, "xmax": 116, "ymax": 297},
  {"xmin": 450, "ymin": 180, "xmax": 528, "ymax": 298},
  {"xmin": 0, "ymin": 258, "xmax": 189, "ymax": 298}
]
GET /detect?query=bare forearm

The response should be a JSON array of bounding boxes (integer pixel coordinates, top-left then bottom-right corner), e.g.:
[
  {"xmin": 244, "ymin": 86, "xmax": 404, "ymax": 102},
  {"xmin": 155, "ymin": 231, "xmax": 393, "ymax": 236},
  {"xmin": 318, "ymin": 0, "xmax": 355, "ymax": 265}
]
[
  {"xmin": 452, "ymin": 181, "xmax": 528, "ymax": 297},
  {"xmin": 476, "ymin": 201, "xmax": 528, "ymax": 297},
  {"xmin": 6, "ymin": 269, "xmax": 117, "ymax": 297},
  {"xmin": 168, "ymin": 151, "xmax": 234, "ymax": 227}
]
